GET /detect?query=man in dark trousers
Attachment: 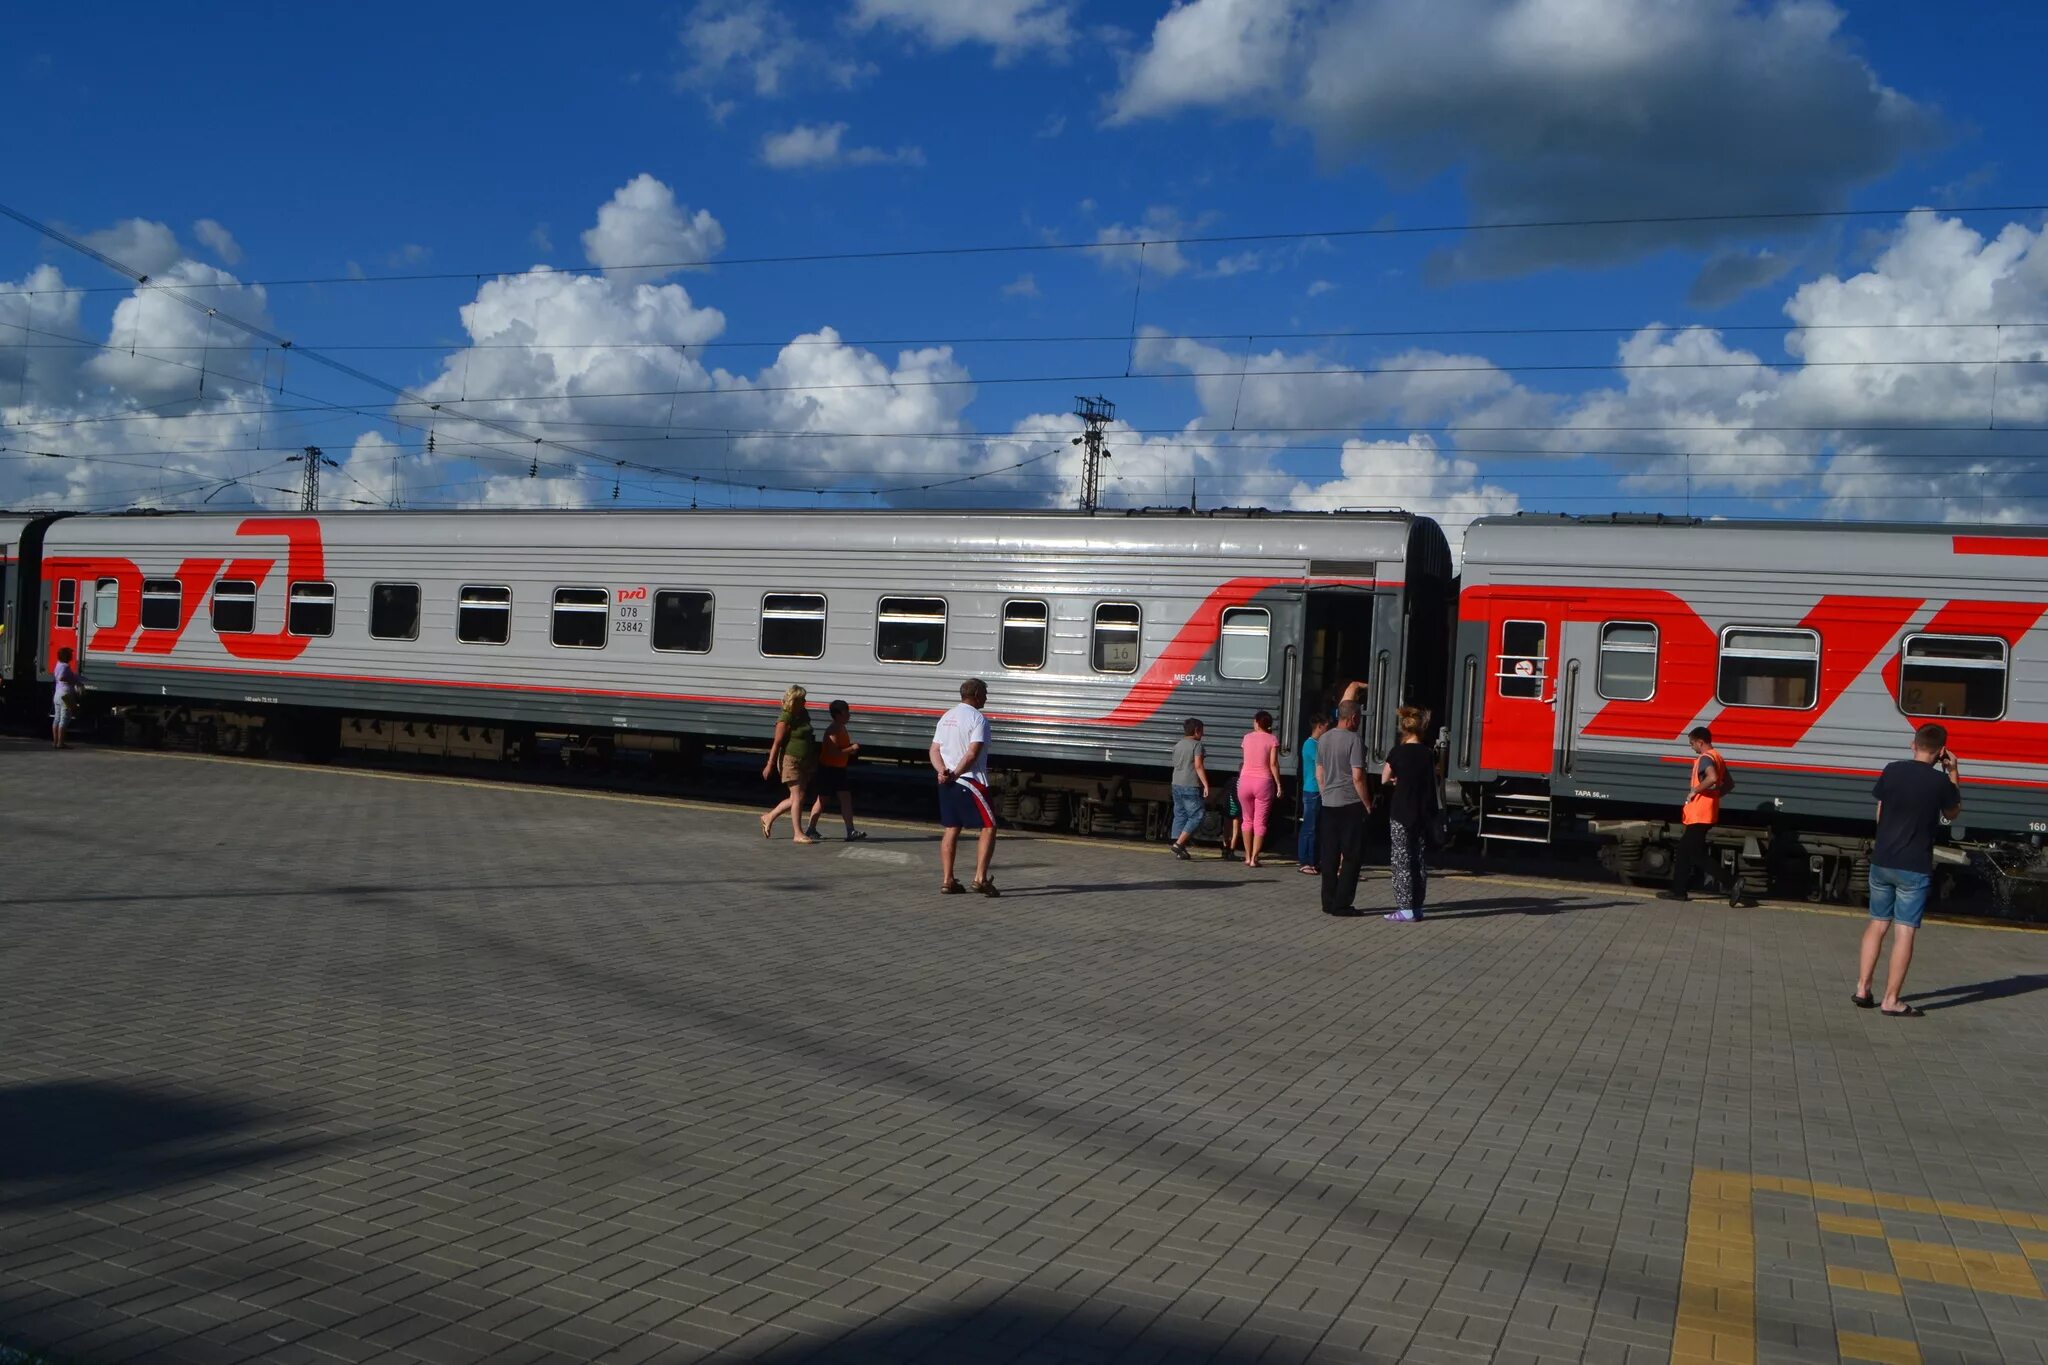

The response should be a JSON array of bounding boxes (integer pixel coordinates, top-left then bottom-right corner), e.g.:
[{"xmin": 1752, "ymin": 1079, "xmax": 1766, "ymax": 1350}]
[
  {"xmin": 1316, "ymin": 701, "xmax": 1373, "ymax": 916},
  {"xmin": 1660, "ymin": 726, "xmax": 1731, "ymax": 902},
  {"xmin": 1853, "ymin": 723, "xmax": 1962, "ymax": 1017}
]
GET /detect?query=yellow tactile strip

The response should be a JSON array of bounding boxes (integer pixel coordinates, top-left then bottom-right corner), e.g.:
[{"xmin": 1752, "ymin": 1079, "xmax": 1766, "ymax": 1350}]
[{"xmin": 1677, "ymin": 1169, "xmax": 2048, "ymax": 1365}]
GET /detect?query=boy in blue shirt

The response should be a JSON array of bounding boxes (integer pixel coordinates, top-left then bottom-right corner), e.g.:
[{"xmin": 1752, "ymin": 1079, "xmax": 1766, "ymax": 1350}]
[{"xmin": 1297, "ymin": 715, "xmax": 1329, "ymax": 875}]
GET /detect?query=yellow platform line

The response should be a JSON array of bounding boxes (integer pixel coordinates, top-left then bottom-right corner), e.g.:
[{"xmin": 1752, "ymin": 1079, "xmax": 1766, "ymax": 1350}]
[
  {"xmin": 1889, "ymin": 1239, "xmax": 2044, "ymax": 1298},
  {"xmin": 1674, "ymin": 1168, "xmax": 1756, "ymax": 1365},
  {"xmin": 1828, "ymin": 1266, "xmax": 1903, "ymax": 1296},
  {"xmin": 1838, "ymin": 1331, "xmax": 1923, "ymax": 1365},
  {"xmin": 1749, "ymin": 1174, "xmax": 2048, "ymax": 1232}
]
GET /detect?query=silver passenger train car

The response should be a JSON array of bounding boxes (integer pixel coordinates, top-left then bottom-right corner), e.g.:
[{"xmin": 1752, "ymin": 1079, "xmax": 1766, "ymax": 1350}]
[
  {"xmin": 36, "ymin": 508, "xmax": 1454, "ymax": 832},
  {"xmin": 1449, "ymin": 513, "xmax": 2048, "ymax": 898}
]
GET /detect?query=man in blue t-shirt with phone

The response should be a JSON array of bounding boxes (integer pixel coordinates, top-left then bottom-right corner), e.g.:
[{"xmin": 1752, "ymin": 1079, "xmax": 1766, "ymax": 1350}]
[{"xmin": 1853, "ymin": 723, "xmax": 1961, "ymax": 1018}]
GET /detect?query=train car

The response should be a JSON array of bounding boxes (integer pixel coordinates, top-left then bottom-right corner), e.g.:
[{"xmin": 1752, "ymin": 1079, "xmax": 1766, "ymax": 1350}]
[
  {"xmin": 1448, "ymin": 513, "xmax": 2048, "ymax": 901},
  {"xmin": 39, "ymin": 507, "xmax": 1453, "ymax": 834},
  {"xmin": 0, "ymin": 512, "xmax": 61, "ymax": 708}
]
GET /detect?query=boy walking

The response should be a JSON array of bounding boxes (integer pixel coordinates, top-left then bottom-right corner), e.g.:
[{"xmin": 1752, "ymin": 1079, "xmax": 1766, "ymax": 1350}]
[
  {"xmin": 1168, "ymin": 718, "xmax": 1212, "ymax": 861},
  {"xmin": 804, "ymin": 700, "xmax": 867, "ymax": 841},
  {"xmin": 1853, "ymin": 723, "xmax": 1962, "ymax": 1017},
  {"xmin": 931, "ymin": 678, "xmax": 998, "ymax": 897}
]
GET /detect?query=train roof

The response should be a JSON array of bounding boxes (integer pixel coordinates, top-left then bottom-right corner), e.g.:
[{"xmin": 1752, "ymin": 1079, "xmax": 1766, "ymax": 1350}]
[
  {"xmin": 1467, "ymin": 511, "xmax": 2045, "ymax": 536},
  {"xmin": 49, "ymin": 505, "xmax": 1446, "ymax": 567},
  {"xmin": 1463, "ymin": 511, "xmax": 2048, "ymax": 575}
]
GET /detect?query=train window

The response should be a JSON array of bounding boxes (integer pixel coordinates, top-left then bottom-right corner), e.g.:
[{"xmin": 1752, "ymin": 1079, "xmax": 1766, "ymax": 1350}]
[
  {"xmin": 212, "ymin": 580, "xmax": 258, "ymax": 635},
  {"xmin": 653, "ymin": 590, "xmax": 715, "ymax": 653},
  {"xmin": 1497, "ymin": 620, "xmax": 1547, "ymax": 698},
  {"xmin": 289, "ymin": 581, "xmax": 336, "ymax": 638},
  {"xmin": 760, "ymin": 593, "xmax": 826, "ymax": 659},
  {"xmin": 369, "ymin": 582, "xmax": 420, "ymax": 641},
  {"xmin": 141, "ymin": 579, "xmax": 183, "ymax": 631},
  {"xmin": 458, "ymin": 585, "xmax": 512, "ymax": 645},
  {"xmin": 876, "ymin": 596, "xmax": 947, "ymax": 666},
  {"xmin": 1218, "ymin": 607, "xmax": 1271, "ymax": 681},
  {"xmin": 1596, "ymin": 622, "xmax": 1658, "ymax": 701},
  {"xmin": 1001, "ymin": 599, "xmax": 1048, "ymax": 670},
  {"xmin": 1092, "ymin": 602, "xmax": 1142, "ymax": 674},
  {"xmin": 1717, "ymin": 627, "xmax": 1819, "ymax": 709},
  {"xmin": 1899, "ymin": 634, "xmax": 2007, "ymax": 720},
  {"xmin": 55, "ymin": 579, "xmax": 76, "ymax": 630},
  {"xmin": 551, "ymin": 587, "xmax": 609, "ymax": 649},
  {"xmin": 93, "ymin": 578, "xmax": 121, "ymax": 629}
]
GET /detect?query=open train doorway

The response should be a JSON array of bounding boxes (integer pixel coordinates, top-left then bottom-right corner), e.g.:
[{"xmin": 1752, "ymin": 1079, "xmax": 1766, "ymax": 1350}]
[{"xmin": 1302, "ymin": 588, "xmax": 1374, "ymax": 742}]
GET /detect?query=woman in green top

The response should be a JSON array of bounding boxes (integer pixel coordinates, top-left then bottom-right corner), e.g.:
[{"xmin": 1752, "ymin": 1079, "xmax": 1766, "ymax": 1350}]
[{"xmin": 761, "ymin": 684, "xmax": 820, "ymax": 843}]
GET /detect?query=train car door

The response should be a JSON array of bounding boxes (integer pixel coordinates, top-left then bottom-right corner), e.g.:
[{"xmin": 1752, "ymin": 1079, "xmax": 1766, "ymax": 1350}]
[
  {"xmin": 1479, "ymin": 602, "xmax": 1565, "ymax": 775},
  {"xmin": 1301, "ymin": 586, "xmax": 1374, "ymax": 737}
]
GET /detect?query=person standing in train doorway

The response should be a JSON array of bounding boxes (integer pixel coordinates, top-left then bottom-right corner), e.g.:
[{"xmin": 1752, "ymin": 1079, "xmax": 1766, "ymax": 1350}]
[
  {"xmin": 1659, "ymin": 727, "xmax": 1731, "ymax": 903},
  {"xmin": 932, "ymin": 678, "xmax": 998, "ymax": 897},
  {"xmin": 1317, "ymin": 701, "xmax": 1373, "ymax": 916},
  {"xmin": 51, "ymin": 647, "xmax": 82, "ymax": 749},
  {"xmin": 1853, "ymin": 724, "xmax": 1962, "ymax": 1017}
]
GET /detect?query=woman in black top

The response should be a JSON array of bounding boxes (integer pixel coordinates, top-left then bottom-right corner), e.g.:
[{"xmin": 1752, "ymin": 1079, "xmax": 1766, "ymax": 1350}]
[{"xmin": 1381, "ymin": 706, "xmax": 1438, "ymax": 922}]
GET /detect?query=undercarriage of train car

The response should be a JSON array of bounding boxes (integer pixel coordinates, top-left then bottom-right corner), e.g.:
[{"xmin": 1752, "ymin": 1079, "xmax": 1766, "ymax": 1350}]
[
  {"xmin": 1585, "ymin": 810, "xmax": 2047, "ymax": 916},
  {"xmin": 103, "ymin": 699, "xmax": 1266, "ymax": 844}
]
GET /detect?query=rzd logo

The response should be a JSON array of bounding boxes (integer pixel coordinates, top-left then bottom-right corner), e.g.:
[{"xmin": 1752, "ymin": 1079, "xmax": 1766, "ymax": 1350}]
[{"xmin": 46, "ymin": 516, "xmax": 325, "ymax": 663}]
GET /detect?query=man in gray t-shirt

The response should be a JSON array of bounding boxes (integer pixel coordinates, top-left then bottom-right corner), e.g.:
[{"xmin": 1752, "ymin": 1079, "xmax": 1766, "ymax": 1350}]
[
  {"xmin": 1168, "ymin": 719, "xmax": 1212, "ymax": 860},
  {"xmin": 1316, "ymin": 702, "xmax": 1373, "ymax": 915}
]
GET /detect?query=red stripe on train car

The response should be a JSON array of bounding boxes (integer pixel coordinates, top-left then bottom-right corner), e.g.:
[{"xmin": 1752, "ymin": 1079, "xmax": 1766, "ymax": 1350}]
[
  {"xmin": 95, "ymin": 572, "xmax": 1345, "ymax": 730},
  {"xmin": 1954, "ymin": 535, "xmax": 2048, "ymax": 558}
]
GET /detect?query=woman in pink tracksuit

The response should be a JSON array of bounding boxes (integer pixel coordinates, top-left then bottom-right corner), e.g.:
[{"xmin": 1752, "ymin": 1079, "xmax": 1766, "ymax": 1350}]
[{"xmin": 1236, "ymin": 710, "xmax": 1283, "ymax": 869}]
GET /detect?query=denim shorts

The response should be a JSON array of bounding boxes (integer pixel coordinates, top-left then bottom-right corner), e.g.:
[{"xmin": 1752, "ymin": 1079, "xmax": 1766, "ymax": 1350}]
[{"xmin": 1868, "ymin": 864, "xmax": 1930, "ymax": 929}]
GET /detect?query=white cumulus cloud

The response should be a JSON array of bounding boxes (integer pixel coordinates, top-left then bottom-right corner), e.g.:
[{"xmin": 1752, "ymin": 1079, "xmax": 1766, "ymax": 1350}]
[
  {"xmin": 850, "ymin": 0, "xmax": 1072, "ymax": 59},
  {"xmin": 192, "ymin": 219, "xmax": 243, "ymax": 266},
  {"xmin": 1111, "ymin": 0, "xmax": 1940, "ymax": 280},
  {"xmin": 759, "ymin": 122, "xmax": 926, "ymax": 170},
  {"xmin": 580, "ymin": 174, "xmax": 727, "ymax": 278}
]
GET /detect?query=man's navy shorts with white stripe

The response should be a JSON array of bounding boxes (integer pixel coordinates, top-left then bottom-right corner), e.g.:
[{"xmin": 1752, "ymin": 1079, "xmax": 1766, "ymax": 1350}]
[{"xmin": 938, "ymin": 777, "xmax": 994, "ymax": 829}]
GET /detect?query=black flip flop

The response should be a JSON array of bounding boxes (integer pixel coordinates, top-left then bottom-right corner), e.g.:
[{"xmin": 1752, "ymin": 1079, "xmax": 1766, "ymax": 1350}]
[
  {"xmin": 940, "ymin": 880, "xmax": 966, "ymax": 895},
  {"xmin": 1851, "ymin": 993, "xmax": 1876, "ymax": 1009},
  {"xmin": 1880, "ymin": 1004, "xmax": 1925, "ymax": 1017}
]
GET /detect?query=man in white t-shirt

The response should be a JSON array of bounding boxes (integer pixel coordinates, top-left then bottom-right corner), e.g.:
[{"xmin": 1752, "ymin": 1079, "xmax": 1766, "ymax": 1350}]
[{"xmin": 930, "ymin": 677, "xmax": 998, "ymax": 897}]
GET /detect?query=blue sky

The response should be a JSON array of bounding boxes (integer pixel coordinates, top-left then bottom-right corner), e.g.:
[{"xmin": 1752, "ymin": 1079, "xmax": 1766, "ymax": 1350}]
[{"xmin": 4, "ymin": 0, "xmax": 2047, "ymax": 549}]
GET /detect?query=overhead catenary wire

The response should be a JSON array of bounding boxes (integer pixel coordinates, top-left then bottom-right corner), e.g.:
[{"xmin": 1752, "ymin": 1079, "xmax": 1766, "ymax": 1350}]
[
  {"xmin": 0, "ymin": 204, "xmax": 1098, "ymax": 508},
  {"xmin": 9, "ymin": 319, "xmax": 2048, "ymax": 352},
  {"xmin": 5, "ymin": 199, "xmax": 2048, "ymax": 297}
]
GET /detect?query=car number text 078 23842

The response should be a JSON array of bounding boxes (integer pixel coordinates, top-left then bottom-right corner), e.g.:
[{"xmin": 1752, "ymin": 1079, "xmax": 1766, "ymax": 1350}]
[{"xmin": 615, "ymin": 586, "xmax": 646, "ymax": 635}]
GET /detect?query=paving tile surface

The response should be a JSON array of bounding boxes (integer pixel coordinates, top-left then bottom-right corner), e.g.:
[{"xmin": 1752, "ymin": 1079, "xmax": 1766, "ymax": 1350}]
[{"xmin": 2, "ymin": 744, "xmax": 2046, "ymax": 1363}]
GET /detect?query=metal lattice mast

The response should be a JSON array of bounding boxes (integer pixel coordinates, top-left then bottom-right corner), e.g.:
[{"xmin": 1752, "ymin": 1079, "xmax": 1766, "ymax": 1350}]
[
  {"xmin": 288, "ymin": 445, "xmax": 338, "ymax": 512},
  {"xmin": 1073, "ymin": 394, "xmax": 1115, "ymax": 514}
]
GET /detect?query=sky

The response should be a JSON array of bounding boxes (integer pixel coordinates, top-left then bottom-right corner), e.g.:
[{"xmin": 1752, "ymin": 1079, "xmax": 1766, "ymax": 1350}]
[{"xmin": 3, "ymin": 0, "xmax": 2047, "ymax": 556}]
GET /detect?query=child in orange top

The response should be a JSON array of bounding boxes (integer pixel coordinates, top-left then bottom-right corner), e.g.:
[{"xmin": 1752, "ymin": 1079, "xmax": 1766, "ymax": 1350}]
[{"xmin": 805, "ymin": 699, "xmax": 867, "ymax": 841}]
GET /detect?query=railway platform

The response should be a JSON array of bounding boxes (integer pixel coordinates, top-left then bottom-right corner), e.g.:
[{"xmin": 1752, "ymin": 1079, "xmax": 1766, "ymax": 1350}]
[{"xmin": 4, "ymin": 743, "xmax": 2047, "ymax": 1365}]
